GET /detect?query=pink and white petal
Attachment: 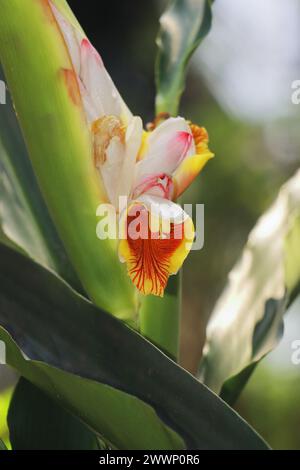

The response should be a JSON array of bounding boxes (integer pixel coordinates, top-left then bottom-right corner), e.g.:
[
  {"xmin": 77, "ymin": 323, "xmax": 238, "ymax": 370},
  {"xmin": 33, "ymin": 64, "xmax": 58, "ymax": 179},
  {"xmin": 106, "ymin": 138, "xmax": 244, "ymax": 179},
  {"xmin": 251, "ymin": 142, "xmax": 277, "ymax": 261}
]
[
  {"xmin": 147, "ymin": 117, "xmax": 192, "ymax": 154},
  {"xmin": 80, "ymin": 39, "xmax": 132, "ymax": 122},
  {"xmin": 51, "ymin": 2, "xmax": 132, "ymax": 124},
  {"xmin": 132, "ymin": 173, "xmax": 174, "ymax": 200},
  {"xmin": 50, "ymin": 1, "xmax": 81, "ymax": 73},
  {"xmin": 80, "ymin": 39, "xmax": 108, "ymax": 116},
  {"xmin": 134, "ymin": 117, "xmax": 195, "ymax": 187}
]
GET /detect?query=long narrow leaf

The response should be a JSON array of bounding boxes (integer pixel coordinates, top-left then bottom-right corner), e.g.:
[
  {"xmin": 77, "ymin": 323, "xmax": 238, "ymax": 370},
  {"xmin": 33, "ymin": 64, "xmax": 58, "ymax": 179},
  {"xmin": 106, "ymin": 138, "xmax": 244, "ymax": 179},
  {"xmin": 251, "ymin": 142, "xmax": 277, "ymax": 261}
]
[
  {"xmin": 0, "ymin": 68, "xmax": 80, "ymax": 289},
  {"xmin": 0, "ymin": 242, "xmax": 268, "ymax": 449},
  {"xmin": 199, "ymin": 170, "xmax": 300, "ymax": 402},
  {"xmin": 155, "ymin": 0, "xmax": 213, "ymax": 115},
  {"xmin": 0, "ymin": 438, "xmax": 7, "ymax": 450},
  {"xmin": 8, "ymin": 378, "xmax": 98, "ymax": 450}
]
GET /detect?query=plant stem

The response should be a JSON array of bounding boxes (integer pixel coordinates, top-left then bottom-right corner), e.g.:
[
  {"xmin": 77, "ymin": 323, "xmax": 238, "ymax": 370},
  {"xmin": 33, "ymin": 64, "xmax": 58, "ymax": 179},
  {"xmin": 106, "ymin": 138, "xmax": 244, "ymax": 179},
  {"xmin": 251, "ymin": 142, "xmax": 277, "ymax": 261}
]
[{"xmin": 140, "ymin": 274, "xmax": 181, "ymax": 360}]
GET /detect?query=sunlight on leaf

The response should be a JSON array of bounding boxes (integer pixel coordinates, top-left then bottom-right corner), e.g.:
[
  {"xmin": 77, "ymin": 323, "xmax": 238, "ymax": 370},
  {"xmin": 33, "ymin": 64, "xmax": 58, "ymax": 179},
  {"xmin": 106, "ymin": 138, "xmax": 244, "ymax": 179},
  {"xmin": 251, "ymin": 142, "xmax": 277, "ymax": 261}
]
[
  {"xmin": 155, "ymin": 0, "xmax": 213, "ymax": 115},
  {"xmin": 199, "ymin": 170, "xmax": 300, "ymax": 401}
]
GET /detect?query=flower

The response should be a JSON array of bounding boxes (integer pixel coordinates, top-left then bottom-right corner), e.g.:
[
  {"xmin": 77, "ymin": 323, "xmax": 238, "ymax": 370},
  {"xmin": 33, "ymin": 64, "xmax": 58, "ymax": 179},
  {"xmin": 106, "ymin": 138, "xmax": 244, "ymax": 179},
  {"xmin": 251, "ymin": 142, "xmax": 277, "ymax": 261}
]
[{"xmin": 50, "ymin": 1, "xmax": 214, "ymax": 296}]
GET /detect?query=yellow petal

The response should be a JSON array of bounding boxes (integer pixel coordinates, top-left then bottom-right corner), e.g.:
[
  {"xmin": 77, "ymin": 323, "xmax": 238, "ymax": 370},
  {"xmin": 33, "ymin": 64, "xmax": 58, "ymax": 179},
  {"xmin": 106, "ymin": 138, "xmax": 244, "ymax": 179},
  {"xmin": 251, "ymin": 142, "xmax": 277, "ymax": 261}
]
[{"xmin": 173, "ymin": 150, "xmax": 214, "ymax": 199}]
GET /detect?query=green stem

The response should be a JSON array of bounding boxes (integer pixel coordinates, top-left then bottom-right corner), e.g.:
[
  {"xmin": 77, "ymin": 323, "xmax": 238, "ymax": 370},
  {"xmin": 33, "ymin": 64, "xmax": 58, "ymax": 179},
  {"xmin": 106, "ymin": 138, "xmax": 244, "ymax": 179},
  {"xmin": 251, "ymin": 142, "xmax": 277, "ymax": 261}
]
[{"xmin": 140, "ymin": 274, "xmax": 181, "ymax": 360}]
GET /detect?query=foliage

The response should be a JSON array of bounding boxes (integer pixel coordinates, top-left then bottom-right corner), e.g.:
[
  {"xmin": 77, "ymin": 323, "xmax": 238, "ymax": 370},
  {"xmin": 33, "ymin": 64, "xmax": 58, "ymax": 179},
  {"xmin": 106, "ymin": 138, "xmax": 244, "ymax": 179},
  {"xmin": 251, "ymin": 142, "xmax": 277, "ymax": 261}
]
[{"xmin": 0, "ymin": 0, "xmax": 298, "ymax": 450}]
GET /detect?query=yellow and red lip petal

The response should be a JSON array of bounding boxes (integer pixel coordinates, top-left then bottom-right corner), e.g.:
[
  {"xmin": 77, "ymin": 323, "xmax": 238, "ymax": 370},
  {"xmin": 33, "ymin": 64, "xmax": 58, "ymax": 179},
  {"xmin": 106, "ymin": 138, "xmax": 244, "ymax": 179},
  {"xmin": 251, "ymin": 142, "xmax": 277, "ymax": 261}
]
[{"xmin": 118, "ymin": 204, "xmax": 194, "ymax": 296}]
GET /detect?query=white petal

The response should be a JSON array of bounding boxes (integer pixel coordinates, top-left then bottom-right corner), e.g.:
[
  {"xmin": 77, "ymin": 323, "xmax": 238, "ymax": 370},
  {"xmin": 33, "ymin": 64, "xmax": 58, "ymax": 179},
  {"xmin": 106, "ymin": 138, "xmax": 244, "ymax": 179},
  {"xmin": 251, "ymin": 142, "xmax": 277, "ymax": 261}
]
[
  {"xmin": 79, "ymin": 81, "xmax": 99, "ymax": 122},
  {"xmin": 50, "ymin": 2, "xmax": 132, "ymax": 124},
  {"xmin": 80, "ymin": 39, "xmax": 111, "ymax": 116},
  {"xmin": 135, "ymin": 194, "xmax": 190, "ymax": 226},
  {"xmin": 80, "ymin": 39, "xmax": 132, "ymax": 122},
  {"xmin": 97, "ymin": 116, "xmax": 142, "ymax": 206},
  {"xmin": 50, "ymin": 1, "xmax": 81, "ymax": 73},
  {"xmin": 100, "ymin": 137, "xmax": 124, "ymax": 207},
  {"xmin": 117, "ymin": 116, "xmax": 143, "ymax": 200}
]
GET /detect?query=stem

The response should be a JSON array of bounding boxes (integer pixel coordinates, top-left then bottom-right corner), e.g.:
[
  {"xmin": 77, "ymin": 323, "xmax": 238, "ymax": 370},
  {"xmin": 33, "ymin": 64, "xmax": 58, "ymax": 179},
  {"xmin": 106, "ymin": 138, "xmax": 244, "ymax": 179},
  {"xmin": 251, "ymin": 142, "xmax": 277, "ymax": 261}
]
[{"xmin": 140, "ymin": 274, "xmax": 181, "ymax": 360}]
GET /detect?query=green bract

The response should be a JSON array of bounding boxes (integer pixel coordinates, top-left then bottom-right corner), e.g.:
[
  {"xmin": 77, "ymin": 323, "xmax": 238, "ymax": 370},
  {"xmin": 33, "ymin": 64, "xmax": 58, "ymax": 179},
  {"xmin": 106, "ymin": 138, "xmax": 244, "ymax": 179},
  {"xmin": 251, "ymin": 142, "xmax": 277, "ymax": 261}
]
[{"xmin": 0, "ymin": 0, "xmax": 135, "ymax": 319}]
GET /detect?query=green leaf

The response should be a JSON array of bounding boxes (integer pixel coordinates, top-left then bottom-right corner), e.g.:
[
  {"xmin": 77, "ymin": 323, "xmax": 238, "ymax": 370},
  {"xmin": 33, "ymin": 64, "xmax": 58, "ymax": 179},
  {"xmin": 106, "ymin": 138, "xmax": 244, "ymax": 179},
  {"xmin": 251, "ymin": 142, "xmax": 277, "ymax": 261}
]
[
  {"xmin": 155, "ymin": 0, "xmax": 213, "ymax": 115},
  {"xmin": 0, "ymin": 384, "xmax": 14, "ymax": 450},
  {"xmin": 0, "ymin": 242, "xmax": 268, "ymax": 449},
  {"xmin": 0, "ymin": 0, "xmax": 135, "ymax": 318},
  {"xmin": 8, "ymin": 378, "xmax": 98, "ymax": 450},
  {"xmin": 199, "ymin": 170, "xmax": 300, "ymax": 402},
  {"xmin": 285, "ymin": 213, "xmax": 300, "ymax": 303},
  {"xmin": 0, "ymin": 67, "xmax": 80, "ymax": 290},
  {"xmin": 0, "ymin": 438, "xmax": 7, "ymax": 450}
]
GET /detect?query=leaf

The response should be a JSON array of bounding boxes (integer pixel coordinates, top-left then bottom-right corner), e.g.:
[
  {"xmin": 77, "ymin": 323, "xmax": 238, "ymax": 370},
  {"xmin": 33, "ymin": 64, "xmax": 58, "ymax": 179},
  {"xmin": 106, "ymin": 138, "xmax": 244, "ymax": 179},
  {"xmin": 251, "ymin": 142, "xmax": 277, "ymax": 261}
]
[
  {"xmin": 155, "ymin": 0, "xmax": 213, "ymax": 115},
  {"xmin": 0, "ymin": 438, "xmax": 7, "ymax": 450},
  {"xmin": 7, "ymin": 378, "xmax": 98, "ymax": 450},
  {"xmin": 199, "ymin": 170, "xmax": 300, "ymax": 402},
  {"xmin": 0, "ymin": 242, "xmax": 268, "ymax": 449},
  {"xmin": 0, "ymin": 67, "xmax": 80, "ymax": 290},
  {"xmin": 285, "ymin": 213, "xmax": 300, "ymax": 303},
  {"xmin": 0, "ymin": 0, "xmax": 135, "ymax": 318},
  {"xmin": 0, "ymin": 385, "xmax": 14, "ymax": 450}
]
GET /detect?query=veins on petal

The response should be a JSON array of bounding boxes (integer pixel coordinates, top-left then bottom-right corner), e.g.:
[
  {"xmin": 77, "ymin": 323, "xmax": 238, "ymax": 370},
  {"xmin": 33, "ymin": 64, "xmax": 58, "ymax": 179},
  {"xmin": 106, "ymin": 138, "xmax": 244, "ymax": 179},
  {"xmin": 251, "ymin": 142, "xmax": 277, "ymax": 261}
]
[{"xmin": 125, "ymin": 212, "xmax": 184, "ymax": 296}]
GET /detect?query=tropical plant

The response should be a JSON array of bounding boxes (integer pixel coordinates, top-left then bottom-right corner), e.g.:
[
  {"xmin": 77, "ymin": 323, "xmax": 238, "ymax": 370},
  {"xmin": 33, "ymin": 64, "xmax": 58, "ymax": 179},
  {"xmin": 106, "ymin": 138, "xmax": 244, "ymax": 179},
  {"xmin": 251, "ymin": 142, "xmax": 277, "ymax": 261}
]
[{"xmin": 0, "ymin": 0, "xmax": 299, "ymax": 450}]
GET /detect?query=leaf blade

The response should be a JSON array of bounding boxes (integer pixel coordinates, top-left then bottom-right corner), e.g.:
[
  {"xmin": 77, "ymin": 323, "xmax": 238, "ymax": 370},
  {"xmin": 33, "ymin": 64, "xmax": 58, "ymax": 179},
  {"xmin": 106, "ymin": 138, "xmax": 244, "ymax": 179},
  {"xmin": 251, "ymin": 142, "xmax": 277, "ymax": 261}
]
[
  {"xmin": 155, "ymin": 0, "xmax": 213, "ymax": 115},
  {"xmin": 0, "ymin": 242, "xmax": 269, "ymax": 449},
  {"xmin": 199, "ymin": 170, "xmax": 300, "ymax": 402},
  {"xmin": 0, "ymin": 438, "xmax": 7, "ymax": 450},
  {"xmin": 0, "ymin": 67, "xmax": 81, "ymax": 289},
  {"xmin": 8, "ymin": 378, "xmax": 98, "ymax": 450}
]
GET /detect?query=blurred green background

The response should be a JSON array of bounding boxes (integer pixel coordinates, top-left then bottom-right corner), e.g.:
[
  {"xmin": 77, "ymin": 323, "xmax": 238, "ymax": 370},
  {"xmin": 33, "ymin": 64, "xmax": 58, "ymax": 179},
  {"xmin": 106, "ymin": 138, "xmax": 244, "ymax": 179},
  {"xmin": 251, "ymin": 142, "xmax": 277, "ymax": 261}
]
[{"xmin": 1, "ymin": 0, "xmax": 300, "ymax": 450}]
